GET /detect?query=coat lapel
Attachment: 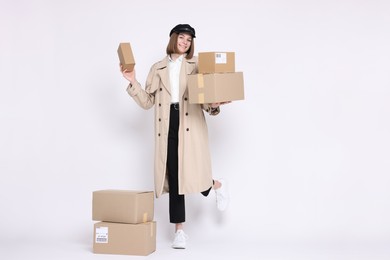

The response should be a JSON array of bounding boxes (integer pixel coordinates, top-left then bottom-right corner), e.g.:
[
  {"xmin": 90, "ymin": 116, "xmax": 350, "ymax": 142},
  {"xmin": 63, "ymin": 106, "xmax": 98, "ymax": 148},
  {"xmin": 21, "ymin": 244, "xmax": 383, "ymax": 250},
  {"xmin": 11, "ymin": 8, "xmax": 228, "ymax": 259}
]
[
  {"xmin": 157, "ymin": 56, "xmax": 197, "ymax": 99},
  {"xmin": 156, "ymin": 57, "xmax": 170, "ymax": 94},
  {"xmin": 180, "ymin": 56, "xmax": 197, "ymax": 100}
]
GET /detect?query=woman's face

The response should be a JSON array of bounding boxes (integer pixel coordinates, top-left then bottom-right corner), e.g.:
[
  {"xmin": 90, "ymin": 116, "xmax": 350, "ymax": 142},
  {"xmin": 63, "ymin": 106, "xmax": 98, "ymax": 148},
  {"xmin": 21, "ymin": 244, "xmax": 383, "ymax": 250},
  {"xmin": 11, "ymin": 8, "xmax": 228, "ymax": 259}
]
[{"xmin": 176, "ymin": 33, "xmax": 192, "ymax": 54}]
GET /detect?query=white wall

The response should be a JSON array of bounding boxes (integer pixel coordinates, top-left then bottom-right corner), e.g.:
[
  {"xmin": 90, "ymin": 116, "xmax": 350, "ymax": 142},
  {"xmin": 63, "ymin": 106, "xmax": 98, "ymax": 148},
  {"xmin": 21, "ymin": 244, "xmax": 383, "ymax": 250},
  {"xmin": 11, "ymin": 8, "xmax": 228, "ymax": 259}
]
[{"xmin": 1, "ymin": 0, "xmax": 390, "ymax": 257}]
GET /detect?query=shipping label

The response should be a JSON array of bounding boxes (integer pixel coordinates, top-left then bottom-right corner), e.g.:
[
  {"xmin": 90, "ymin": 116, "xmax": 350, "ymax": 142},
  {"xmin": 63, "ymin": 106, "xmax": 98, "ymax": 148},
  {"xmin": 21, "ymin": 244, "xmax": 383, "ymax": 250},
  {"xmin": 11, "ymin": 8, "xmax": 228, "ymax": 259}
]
[
  {"xmin": 215, "ymin": 53, "xmax": 227, "ymax": 64},
  {"xmin": 95, "ymin": 226, "xmax": 108, "ymax": 243}
]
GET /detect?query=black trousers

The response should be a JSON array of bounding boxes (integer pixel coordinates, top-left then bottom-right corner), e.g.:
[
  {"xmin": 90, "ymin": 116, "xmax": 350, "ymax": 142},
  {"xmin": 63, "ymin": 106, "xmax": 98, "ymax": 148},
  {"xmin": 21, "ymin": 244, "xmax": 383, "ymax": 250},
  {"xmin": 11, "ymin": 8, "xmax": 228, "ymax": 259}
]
[{"xmin": 167, "ymin": 104, "xmax": 212, "ymax": 223}]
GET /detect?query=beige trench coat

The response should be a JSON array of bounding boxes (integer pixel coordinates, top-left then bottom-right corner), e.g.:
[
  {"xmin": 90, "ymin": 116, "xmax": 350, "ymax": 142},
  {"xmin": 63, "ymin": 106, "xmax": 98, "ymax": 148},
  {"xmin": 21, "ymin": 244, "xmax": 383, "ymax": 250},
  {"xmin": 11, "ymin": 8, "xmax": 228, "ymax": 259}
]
[{"xmin": 127, "ymin": 56, "xmax": 218, "ymax": 198}]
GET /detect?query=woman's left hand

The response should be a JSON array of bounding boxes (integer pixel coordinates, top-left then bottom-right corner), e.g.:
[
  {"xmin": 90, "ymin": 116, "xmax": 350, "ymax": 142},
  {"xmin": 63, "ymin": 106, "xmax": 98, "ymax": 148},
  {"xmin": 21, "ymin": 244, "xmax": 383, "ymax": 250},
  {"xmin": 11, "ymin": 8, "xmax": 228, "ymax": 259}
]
[{"xmin": 210, "ymin": 101, "xmax": 232, "ymax": 108}]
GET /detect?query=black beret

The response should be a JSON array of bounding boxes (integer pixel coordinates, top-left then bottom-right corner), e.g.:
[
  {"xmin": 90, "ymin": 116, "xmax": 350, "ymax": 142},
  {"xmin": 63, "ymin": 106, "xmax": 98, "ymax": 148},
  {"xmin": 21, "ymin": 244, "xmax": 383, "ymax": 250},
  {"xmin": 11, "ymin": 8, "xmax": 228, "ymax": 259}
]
[{"xmin": 169, "ymin": 24, "xmax": 196, "ymax": 38}]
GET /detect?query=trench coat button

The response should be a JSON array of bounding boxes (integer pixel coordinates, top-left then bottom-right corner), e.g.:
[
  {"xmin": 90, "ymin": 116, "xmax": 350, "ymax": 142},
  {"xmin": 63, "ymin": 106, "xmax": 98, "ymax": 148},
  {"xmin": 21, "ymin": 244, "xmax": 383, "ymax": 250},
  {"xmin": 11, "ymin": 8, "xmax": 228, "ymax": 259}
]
[
  {"xmin": 184, "ymin": 97, "xmax": 188, "ymax": 101},
  {"xmin": 160, "ymin": 88, "xmax": 162, "ymax": 91},
  {"xmin": 185, "ymin": 112, "xmax": 188, "ymax": 116},
  {"xmin": 186, "ymin": 128, "xmax": 189, "ymax": 131},
  {"xmin": 159, "ymin": 118, "xmax": 161, "ymax": 122},
  {"xmin": 158, "ymin": 133, "xmax": 160, "ymax": 136},
  {"xmin": 159, "ymin": 103, "xmax": 161, "ymax": 107}
]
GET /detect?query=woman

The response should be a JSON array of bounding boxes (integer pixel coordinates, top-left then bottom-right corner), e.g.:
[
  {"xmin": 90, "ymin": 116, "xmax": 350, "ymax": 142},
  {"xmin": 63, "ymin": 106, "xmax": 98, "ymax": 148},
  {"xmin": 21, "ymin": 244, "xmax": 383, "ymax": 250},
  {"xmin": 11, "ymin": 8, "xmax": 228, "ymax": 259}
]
[{"xmin": 121, "ymin": 24, "xmax": 229, "ymax": 249}]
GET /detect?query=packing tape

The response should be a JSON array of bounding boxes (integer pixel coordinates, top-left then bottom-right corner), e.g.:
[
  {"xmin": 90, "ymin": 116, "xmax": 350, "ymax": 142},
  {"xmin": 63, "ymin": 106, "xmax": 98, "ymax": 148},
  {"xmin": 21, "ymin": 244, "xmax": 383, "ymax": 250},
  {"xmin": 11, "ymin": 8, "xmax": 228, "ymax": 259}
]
[
  {"xmin": 143, "ymin": 213, "xmax": 148, "ymax": 223},
  {"xmin": 198, "ymin": 93, "xmax": 205, "ymax": 103},
  {"xmin": 197, "ymin": 74, "xmax": 205, "ymax": 103},
  {"xmin": 150, "ymin": 222, "xmax": 155, "ymax": 237},
  {"xmin": 197, "ymin": 74, "xmax": 204, "ymax": 88}
]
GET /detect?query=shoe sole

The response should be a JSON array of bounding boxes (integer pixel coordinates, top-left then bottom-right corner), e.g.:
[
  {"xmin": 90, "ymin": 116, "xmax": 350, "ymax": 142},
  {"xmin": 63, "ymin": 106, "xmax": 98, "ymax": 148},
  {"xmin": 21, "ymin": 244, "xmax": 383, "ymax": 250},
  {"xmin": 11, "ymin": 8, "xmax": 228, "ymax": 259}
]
[{"xmin": 172, "ymin": 246, "xmax": 186, "ymax": 249}]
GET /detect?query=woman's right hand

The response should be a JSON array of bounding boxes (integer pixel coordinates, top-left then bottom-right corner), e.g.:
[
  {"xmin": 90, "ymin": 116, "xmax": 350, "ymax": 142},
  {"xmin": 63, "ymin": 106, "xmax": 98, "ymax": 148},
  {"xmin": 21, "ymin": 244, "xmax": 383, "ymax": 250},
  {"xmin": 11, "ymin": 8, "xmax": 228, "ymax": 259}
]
[{"xmin": 120, "ymin": 64, "xmax": 136, "ymax": 84}]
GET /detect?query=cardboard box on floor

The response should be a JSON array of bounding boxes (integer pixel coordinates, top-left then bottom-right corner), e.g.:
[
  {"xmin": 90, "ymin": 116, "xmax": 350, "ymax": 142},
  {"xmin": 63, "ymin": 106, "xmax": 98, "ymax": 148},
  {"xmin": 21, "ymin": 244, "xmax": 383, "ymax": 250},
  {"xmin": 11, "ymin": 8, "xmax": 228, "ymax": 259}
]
[
  {"xmin": 92, "ymin": 190, "xmax": 154, "ymax": 224},
  {"xmin": 188, "ymin": 72, "xmax": 245, "ymax": 104},
  {"xmin": 198, "ymin": 52, "xmax": 235, "ymax": 74},
  {"xmin": 93, "ymin": 221, "xmax": 156, "ymax": 256},
  {"xmin": 117, "ymin": 42, "xmax": 135, "ymax": 71}
]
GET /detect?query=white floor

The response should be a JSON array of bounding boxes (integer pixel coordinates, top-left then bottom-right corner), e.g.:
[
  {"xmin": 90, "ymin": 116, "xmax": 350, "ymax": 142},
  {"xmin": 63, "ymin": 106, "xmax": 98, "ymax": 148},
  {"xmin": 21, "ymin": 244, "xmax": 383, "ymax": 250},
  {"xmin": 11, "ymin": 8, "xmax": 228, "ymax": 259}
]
[
  {"xmin": 2, "ymin": 234, "xmax": 390, "ymax": 260},
  {"xmin": 1, "ymin": 195, "xmax": 390, "ymax": 260}
]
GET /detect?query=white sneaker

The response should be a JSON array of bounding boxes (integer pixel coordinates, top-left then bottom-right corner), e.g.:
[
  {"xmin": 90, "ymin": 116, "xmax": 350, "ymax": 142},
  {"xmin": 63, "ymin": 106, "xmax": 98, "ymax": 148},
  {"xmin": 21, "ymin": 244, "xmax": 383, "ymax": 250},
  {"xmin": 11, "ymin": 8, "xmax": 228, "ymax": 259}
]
[
  {"xmin": 215, "ymin": 179, "xmax": 229, "ymax": 211},
  {"xmin": 172, "ymin": 229, "xmax": 188, "ymax": 249}
]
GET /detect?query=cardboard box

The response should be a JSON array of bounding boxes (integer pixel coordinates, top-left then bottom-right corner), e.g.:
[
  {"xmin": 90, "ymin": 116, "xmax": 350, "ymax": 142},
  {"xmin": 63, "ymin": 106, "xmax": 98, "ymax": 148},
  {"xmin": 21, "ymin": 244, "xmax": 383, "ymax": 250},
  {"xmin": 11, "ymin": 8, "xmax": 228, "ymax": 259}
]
[
  {"xmin": 93, "ymin": 221, "xmax": 156, "ymax": 256},
  {"xmin": 198, "ymin": 52, "xmax": 235, "ymax": 73},
  {"xmin": 188, "ymin": 72, "xmax": 245, "ymax": 104},
  {"xmin": 117, "ymin": 42, "xmax": 135, "ymax": 71},
  {"xmin": 92, "ymin": 190, "xmax": 154, "ymax": 224}
]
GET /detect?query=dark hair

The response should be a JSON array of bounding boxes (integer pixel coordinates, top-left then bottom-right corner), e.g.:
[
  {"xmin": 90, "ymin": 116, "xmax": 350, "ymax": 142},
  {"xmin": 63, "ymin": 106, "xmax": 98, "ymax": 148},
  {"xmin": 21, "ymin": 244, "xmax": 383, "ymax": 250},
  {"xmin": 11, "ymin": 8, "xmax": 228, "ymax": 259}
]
[{"xmin": 166, "ymin": 32, "xmax": 194, "ymax": 59}]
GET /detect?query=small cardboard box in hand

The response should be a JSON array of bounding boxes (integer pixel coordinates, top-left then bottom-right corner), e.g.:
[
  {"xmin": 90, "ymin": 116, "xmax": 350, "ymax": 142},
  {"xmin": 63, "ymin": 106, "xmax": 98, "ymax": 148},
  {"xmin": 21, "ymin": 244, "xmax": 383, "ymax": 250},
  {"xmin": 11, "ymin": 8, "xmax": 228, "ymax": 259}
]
[{"xmin": 118, "ymin": 42, "xmax": 135, "ymax": 71}]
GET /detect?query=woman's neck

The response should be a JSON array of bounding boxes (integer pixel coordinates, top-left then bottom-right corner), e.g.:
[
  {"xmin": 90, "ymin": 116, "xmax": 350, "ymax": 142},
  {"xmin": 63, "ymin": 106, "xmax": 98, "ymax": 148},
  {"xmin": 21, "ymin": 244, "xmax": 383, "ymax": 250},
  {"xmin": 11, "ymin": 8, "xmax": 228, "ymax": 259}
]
[{"xmin": 170, "ymin": 53, "xmax": 182, "ymax": 61}]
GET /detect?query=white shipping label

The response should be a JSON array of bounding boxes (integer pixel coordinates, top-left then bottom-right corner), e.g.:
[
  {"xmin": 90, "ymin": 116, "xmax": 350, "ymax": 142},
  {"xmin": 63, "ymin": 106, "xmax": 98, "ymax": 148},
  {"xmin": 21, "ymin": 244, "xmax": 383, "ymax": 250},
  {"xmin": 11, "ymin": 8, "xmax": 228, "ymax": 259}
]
[
  {"xmin": 95, "ymin": 227, "xmax": 108, "ymax": 243},
  {"xmin": 215, "ymin": 53, "xmax": 227, "ymax": 64}
]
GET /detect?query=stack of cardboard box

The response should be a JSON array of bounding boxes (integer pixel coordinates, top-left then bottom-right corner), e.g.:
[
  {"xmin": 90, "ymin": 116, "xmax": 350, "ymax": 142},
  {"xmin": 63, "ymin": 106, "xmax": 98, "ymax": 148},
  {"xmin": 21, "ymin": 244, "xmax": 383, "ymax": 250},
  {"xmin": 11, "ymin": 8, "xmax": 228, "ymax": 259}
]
[
  {"xmin": 188, "ymin": 52, "xmax": 245, "ymax": 104},
  {"xmin": 92, "ymin": 190, "xmax": 156, "ymax": 256}
]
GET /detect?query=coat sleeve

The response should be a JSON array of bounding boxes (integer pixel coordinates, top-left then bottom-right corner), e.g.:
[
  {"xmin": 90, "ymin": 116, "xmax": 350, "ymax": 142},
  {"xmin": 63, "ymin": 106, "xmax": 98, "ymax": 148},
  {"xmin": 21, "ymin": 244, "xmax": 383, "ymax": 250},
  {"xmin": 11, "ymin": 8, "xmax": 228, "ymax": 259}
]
[{"xmin": 126, "ymin": 65, "xmax": 158, "ymax": 110}]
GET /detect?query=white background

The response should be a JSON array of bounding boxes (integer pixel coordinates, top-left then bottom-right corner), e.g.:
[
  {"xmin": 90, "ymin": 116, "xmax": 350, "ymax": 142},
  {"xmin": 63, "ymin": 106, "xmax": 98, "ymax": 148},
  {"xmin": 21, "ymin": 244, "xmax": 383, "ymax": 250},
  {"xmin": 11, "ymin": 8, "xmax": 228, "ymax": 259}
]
[{"xmin": 1, "ymin": 0, "xmax": 390, "ymax": 259}]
